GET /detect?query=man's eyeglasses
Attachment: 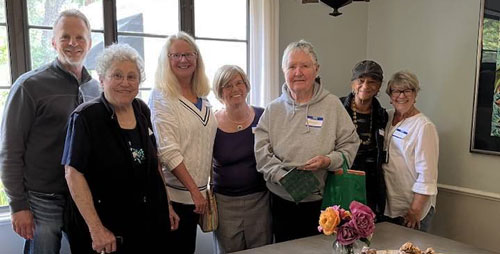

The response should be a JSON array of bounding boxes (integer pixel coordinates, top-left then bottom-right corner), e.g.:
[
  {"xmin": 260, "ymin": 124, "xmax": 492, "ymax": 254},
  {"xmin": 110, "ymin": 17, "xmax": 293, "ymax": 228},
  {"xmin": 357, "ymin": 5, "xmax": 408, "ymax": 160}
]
[
  {"xmin": 168, "ymin": 52, "xmax": 197, "ymax": 61},
  {"xmin": 108, "ymin": 73, "xmax": 139, "ymax": 83},
  {"xmin": 390, "ymin": 89, "xmax": 414, "ymax": 97}
]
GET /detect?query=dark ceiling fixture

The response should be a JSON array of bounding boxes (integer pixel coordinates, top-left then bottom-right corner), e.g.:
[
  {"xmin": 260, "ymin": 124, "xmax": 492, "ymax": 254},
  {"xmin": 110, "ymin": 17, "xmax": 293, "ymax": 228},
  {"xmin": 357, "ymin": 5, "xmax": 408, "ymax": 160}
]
[{"xmin": 303, "ymin": 0, "xmax": 371, "ymax": 17}]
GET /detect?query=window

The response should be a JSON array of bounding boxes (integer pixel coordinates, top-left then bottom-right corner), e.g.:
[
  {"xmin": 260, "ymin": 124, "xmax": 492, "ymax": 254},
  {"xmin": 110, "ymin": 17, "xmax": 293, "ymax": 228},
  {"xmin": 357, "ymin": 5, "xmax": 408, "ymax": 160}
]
[
  {"xmin": 116, "ymin": 0, "xmax": 180, "ymax": 101},
  {"xmin": 0, "ymin": 0, "xmax": 249, "ymax": 210},
  {"xmin": 26, "ymin": 0, "xmax": 104, "ymax": 72},
  {"xmin": 0, "ymin": 0, "xmax": 9, "ymax": 208},
  {"xmin": 195, "ymin": 0, "xmax": 248, "ymax": 109},
  {"xmin": 113, "ymin": 0, "xmax": 249, "ymax": 108}
]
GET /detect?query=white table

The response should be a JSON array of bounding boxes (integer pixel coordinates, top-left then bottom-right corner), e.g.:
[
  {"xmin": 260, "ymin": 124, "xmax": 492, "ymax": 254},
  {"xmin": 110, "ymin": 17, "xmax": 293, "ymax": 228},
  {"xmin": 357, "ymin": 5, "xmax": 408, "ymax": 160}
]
[{"xmin": 234, "ymin": 222, "xmax": 497, "ymax": 254}]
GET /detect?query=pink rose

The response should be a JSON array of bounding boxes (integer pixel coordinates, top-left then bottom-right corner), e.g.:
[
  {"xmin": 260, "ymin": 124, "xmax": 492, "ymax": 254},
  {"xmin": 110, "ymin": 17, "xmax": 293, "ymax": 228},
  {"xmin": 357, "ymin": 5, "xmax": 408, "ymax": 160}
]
[
  {"xmin": 350, "ymin": 201, "xmax": 375, "ymax": 219},
  {"xmin": 336, "ymin": 221, "xmax": 359, "ymax": 245},
  {"xmin": 349, "ymin": 201, "xmax": 375, "ymax": 238}
]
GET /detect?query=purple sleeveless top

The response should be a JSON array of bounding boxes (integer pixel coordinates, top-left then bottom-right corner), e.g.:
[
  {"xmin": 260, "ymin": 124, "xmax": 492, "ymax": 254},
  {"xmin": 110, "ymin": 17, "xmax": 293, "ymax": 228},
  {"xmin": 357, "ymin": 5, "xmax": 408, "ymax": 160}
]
[{"xmin": 212, "ymin": 107, "xmax": 267, "ymax": 196}]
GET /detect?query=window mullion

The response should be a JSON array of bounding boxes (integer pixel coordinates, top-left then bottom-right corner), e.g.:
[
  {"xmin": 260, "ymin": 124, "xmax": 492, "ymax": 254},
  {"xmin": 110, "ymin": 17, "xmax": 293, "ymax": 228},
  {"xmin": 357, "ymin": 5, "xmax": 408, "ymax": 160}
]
[
  {"xmin": 103, "ymin": 0, "xmax": 118, "ymax": 45},
  {"xmin": 246, "ymin": 0, "xmax": 250, "ymax": 76},
  {"xmin": 179, "ymin": 0, "xmax": 194, "ymax": 36},
  {"xmin": 6, "ymin": 0, "xmax": 30, "ymax": 82}
]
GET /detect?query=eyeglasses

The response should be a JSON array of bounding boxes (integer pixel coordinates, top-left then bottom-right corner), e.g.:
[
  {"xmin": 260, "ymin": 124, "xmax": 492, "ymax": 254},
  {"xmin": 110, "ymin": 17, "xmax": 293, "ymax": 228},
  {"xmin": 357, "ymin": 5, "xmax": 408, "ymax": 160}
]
[
  {"xmin": 168, "ymin": 52, "xmax": 197, "ymax": 61},
  {"xmin": 390, "ymin": 89, "xmax": 414, "ymax": 97},
  {"xmin": 222, "ymin": 80, "xmax": 246, "ymax": 90},
  {"xmin": 108, "ymin": 73, "xmax": 139, "ymax": 83}
]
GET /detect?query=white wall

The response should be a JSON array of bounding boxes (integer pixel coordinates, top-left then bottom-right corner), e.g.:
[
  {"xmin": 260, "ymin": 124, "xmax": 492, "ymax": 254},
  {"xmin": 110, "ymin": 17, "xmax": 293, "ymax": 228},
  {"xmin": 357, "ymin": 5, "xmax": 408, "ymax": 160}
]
[{"xmin": 279, "ymin": 0, "xmax": 369, "ymax": 96}]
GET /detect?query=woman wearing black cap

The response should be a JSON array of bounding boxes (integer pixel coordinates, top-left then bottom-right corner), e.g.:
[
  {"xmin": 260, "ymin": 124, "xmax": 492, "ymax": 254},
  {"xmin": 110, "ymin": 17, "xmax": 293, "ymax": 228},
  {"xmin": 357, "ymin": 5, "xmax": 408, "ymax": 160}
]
[{"xmin": 340, "ymin": 60, "xmax": 388, "ymax": 221}]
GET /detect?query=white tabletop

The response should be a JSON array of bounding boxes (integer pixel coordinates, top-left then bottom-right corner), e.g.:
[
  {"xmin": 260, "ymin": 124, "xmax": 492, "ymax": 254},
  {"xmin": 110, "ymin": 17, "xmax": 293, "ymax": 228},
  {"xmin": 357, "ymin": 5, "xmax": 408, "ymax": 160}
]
[{"xmin": 234, "ymin": 222, "xmax": 497, "ymax": 254}]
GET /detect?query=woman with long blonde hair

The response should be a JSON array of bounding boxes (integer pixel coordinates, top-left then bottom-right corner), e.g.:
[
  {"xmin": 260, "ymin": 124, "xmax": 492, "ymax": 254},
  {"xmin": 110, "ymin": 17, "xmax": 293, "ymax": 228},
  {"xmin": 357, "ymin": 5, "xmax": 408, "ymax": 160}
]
[{"xmin": 148, "ymin": 31, "xmax": 217, "ymax": 253}]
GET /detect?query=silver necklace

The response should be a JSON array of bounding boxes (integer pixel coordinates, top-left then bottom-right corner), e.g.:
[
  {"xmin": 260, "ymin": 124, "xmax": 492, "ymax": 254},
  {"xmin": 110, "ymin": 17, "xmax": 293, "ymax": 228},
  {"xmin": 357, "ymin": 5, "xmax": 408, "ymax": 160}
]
[{"xmin": 225, "ymin": 107, "xmax": 252, "ymax": 131}]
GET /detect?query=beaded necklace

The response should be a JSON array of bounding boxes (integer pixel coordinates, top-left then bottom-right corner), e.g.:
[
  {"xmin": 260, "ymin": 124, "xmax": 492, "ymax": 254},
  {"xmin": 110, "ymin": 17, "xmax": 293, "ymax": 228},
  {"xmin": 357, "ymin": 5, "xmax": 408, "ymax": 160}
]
[{"xmin": 352, "ymin": 100, "xmax": 373, "ymax": 145}]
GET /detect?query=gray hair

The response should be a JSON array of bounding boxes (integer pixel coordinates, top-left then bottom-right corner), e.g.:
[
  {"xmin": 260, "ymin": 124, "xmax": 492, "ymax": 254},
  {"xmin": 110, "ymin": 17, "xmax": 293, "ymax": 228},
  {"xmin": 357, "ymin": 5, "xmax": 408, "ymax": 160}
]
[
  {"xmin": 212, "ymin": 65, "xmax": 250, "ymax": 102},
  {"xmin": 53, "ymin": 9, "xmax": 91, "ymax": 39},
  {"xmin": 154, "ymin": 31, "xmax": 210, "ymax": 98},
  {"xmin": 281, "ymin": 40, "xmax": 319, "ymax": 70},
  {"xmin": 386, "ymin": 70, "xmax": 421, "ymax": 96},
  {"xmin": 96, "ymin": 43, "xmax": 145, "ymax": 83}
]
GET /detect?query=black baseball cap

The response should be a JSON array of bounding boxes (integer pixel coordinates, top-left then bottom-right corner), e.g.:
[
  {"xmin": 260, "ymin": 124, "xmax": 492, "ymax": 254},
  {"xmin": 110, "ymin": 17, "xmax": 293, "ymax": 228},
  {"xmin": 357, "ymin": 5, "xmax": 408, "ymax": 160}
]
[{"xmin": 351, "ymin": 60, "xmax": 383, "ymax": 82}]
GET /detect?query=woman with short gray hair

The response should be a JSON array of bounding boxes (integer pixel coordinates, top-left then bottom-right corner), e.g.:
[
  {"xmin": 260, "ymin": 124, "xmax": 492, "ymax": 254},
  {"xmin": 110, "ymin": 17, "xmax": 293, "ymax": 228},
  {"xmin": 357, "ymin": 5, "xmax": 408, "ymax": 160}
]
[
  {"xmin": 383, "ymin": 70, "xmax": 439, "ymax": 232},
  {"xmin": 95, "ymin": 43, "xmax": 145, "ymax": 83},
  {"xmin": 62, "ymin": 43, "xmax": 179, "ymax": 253},
  {"xmin": 212, "ymin": 65, "xmax": 271, "ymax": 253},
  {"xmin": 254, "ymin": 40, "xmax": 359, "ymax": 242}
]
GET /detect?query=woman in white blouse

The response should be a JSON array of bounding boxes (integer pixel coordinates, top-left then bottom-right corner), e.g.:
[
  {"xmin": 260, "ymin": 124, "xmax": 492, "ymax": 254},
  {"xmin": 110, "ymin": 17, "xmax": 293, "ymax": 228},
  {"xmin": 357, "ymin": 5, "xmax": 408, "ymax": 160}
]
[
  {"xmin": 383, "ymin": 70, "xmax": 439, "ymax": 232},
  {"xmin": 148, "ymin": 31, "xmax": 217, "ymax": 253}
]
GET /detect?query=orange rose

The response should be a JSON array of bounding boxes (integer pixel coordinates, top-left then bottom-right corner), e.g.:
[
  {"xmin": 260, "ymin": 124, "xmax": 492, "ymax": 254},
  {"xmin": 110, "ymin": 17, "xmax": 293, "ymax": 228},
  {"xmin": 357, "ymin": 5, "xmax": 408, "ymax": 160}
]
[{"xmin": 318, "ymin": 207, "xmax": 340, "ymax": 235}]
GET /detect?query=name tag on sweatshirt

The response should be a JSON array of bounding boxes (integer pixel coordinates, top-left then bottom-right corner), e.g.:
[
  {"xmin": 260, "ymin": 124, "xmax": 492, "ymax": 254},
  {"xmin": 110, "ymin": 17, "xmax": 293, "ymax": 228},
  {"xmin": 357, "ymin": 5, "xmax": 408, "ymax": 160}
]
[{"xmin": 306, "ymin": 116, "xmax": 324, "ymax": 128}]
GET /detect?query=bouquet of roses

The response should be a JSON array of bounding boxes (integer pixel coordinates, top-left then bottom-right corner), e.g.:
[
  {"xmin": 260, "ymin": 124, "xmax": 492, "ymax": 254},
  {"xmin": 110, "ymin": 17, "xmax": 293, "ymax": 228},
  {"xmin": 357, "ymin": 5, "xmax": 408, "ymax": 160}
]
[{"xmin": 318, "ymin": 201, "xmax": 375, "ymax": 247}]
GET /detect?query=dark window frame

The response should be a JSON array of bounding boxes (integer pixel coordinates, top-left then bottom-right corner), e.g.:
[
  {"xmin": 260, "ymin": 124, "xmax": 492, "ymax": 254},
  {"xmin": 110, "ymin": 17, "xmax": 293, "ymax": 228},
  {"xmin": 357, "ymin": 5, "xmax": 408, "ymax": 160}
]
[{"xmin": 4, "ymin": 0, "xmax": 249, "ymax": 84}]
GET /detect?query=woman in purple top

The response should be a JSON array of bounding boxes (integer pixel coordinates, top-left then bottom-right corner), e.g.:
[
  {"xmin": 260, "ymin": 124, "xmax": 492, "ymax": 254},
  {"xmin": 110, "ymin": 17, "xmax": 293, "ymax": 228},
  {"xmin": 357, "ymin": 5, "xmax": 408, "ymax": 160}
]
[{"xmin": 212, "ymin": 65, "xmax": 272, "ymax": 253}]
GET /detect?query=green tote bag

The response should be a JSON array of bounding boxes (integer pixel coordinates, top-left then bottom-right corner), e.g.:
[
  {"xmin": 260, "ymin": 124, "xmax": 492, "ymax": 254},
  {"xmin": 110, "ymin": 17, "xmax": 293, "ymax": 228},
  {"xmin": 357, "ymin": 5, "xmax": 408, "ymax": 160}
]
[{"xmin": 321, "ymin": 153, "xmax": 367, "ymax": 210}]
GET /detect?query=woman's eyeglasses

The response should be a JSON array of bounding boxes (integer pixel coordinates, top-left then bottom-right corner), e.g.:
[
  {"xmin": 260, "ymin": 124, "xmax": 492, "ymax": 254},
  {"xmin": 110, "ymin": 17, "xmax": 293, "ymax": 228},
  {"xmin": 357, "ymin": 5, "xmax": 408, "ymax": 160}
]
[
  {"xmin": 222, "ymin": 80, "xmax": 246, "ymax": 90},
  {"xmin": 390, "ymin": 89, "xmax": 414, "ymax": 97},
  {"xmin": 108, "ymin": 73, "xmax": 139, "ymax": 83},
  {"xmin": 168, "ymin": 52, "xmax": 197, "ymax": 61}
]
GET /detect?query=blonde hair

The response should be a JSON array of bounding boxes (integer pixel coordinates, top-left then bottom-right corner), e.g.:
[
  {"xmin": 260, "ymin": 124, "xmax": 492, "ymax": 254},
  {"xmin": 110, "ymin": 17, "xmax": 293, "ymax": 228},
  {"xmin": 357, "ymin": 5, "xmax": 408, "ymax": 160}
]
[
  {"xmin": 212, "ymin": 65, "xmax": 250, "ymax": 102},
  {"xmin": 154, "ymin": 31, "xmax": 210, "ymax": 98},
  {"xmin": 386, "ymin": 70, "xmax": 421, "ymax": 96}
]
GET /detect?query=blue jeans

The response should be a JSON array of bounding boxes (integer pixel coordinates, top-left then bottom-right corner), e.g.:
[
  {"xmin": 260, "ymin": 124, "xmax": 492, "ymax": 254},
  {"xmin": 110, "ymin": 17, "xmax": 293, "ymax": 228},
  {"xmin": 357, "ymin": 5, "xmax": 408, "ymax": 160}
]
[
  {"xmin": 418, "ymin": 206, "xmax": 435, "ymax": 232},
  {"xmin": 383, "ymin": 206, "xmax": 435, "ymax": 232},
  {"xmin": 24, "ymin": 191, "xmax": 66, "ymax": 254}
]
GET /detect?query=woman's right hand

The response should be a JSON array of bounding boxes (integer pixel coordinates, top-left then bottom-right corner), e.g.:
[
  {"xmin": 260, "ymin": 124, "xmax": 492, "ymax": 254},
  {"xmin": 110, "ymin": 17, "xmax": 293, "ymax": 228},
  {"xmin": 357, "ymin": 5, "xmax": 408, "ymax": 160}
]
[
  {"xmin": 90, "ymin": 226, "xmax": 116, "ymax": 253},
  {"xmin": 169, "ymin": 204, "xmax": 180, "ymax": 231},
  {"xmin": 191, "ymin": 190, "xmax": 208, "ymax": 214}
]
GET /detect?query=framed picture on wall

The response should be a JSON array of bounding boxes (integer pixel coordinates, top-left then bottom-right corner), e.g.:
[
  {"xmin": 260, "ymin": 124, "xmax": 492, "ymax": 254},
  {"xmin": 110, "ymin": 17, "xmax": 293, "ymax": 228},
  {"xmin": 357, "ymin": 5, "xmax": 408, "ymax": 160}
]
[{"xmin": 471, "ymin": 0, "xmax": 500, "ymax": 155}]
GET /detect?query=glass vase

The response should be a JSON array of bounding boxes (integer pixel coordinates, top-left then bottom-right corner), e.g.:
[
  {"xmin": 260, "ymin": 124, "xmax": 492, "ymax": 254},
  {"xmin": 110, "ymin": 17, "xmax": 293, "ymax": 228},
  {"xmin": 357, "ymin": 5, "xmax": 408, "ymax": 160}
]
[{"xmin": 332, "ymin": 239, "xmax": 367, "ymax": 254}]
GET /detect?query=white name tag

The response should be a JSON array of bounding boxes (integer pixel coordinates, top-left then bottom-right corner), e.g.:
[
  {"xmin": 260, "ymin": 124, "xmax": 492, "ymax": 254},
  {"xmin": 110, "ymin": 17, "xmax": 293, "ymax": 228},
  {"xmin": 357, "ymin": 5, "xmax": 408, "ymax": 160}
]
[
  {"xmin": 306, "ymin": 116, "xmax": 324, "ymax": 128},
  {"xmin": 379, "ymin": 129, "xmax": 385, "ymax": 137},
  {"xmin": 392, "ymin": 128, "xmax": 408, "ymax": 139}
]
